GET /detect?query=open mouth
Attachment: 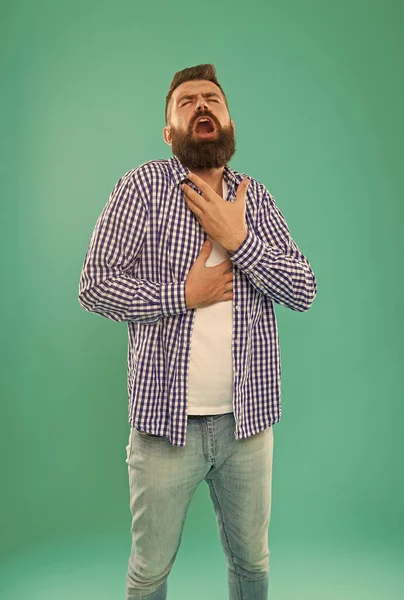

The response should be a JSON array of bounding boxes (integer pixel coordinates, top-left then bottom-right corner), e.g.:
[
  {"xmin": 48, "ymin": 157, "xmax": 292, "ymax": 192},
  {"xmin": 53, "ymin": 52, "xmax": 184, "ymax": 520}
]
[{"xmin": 194, "ymin": 117, "xmax": 216, "ymax": 135}]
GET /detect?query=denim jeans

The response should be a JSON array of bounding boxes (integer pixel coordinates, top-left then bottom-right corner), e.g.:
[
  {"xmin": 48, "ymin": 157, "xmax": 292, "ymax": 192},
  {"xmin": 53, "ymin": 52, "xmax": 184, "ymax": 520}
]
[{"xmin": 125, "ymin": 412, "xmax": 274, "ymax": 599}]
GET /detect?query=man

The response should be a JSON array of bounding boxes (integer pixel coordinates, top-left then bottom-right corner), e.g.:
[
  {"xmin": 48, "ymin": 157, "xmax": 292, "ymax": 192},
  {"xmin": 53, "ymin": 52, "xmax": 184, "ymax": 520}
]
[{"xmin": 78, "ymin": 64, "xmax": 317, "ymax": 600}]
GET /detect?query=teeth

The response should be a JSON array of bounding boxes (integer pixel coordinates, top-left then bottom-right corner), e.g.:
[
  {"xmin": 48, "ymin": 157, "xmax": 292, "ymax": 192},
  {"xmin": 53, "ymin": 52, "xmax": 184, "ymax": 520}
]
[{"xmin": 194, "ymin": 117, "xmax": 215, "ymax": 132}]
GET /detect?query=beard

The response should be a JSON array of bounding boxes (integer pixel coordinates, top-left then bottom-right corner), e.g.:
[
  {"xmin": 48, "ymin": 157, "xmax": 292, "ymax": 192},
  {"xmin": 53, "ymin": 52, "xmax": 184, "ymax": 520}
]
[{"xmin": 169, "ymin": 114, "xmax": 236, "ymax": 170}]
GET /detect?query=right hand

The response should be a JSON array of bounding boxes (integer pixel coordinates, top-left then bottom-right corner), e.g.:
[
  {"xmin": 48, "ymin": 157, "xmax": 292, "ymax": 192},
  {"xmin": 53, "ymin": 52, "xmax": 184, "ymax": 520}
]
[{"xmin": 185, "ymin": 240, "xmax": 234, "ymax": 309}]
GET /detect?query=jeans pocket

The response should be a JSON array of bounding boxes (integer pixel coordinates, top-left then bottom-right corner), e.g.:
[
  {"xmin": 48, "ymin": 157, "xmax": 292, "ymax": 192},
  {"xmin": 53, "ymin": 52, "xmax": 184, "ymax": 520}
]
[
  {"xmin": 133, "ymin": 427, "xmax": 168, "ymax": 442},
  {"xmin": 125, "ymin": 427, "xmax": 134, "ymax": 464}
]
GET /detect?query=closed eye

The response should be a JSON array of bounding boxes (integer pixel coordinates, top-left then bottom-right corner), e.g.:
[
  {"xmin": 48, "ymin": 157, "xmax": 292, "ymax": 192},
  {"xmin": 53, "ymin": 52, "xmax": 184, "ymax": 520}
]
[{"xmin": 181, "ymin": 99, "xmax": 220, "ymax": 107}]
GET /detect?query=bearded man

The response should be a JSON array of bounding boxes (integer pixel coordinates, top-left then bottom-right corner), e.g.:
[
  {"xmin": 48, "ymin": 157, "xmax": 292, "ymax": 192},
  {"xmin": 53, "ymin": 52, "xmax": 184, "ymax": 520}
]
[{"xmin": 78, "ymin": 63, "xmax": 318, "ymax": 600}]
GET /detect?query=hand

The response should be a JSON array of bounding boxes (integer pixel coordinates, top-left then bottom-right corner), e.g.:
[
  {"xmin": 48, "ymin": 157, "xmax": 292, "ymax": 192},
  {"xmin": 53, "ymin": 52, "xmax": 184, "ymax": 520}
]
[
  {"xmin": 181, "ymin": 172, "xmax": 250, "ymax": 253},
  {"xmin": 185, "ymin": 240, "xmax": 234, "ymax": 309}
]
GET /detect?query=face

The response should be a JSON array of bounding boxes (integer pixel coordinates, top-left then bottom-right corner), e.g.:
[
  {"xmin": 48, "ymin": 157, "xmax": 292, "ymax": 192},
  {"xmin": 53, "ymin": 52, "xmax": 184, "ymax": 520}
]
[{"xmin": 163, "ymin": 80, "xmax": 236, "ymax": 170}]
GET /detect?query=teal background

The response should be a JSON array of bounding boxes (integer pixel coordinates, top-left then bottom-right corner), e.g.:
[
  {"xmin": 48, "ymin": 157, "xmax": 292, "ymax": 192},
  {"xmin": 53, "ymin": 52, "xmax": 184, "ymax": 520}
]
[{"xmin": 1, "ymin": 0, "xmax": 403, "ymax": 598}]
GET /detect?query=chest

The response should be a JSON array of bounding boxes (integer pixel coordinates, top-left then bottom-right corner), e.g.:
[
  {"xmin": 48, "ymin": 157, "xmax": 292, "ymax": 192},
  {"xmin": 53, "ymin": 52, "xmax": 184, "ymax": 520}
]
[{"xmin": 139, "ymin": 182, "xmax": 257, "ymax": 281}]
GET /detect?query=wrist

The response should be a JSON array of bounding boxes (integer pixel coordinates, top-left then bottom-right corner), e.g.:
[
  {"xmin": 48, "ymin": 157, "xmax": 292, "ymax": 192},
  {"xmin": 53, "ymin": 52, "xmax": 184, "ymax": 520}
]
[
  {"xmin": 185, "ymin": 280, "xmax": 196, "ymax": 309},
  {"xmin": 223, "ymin": 230, "xmax": 248, "ymax": 253}
]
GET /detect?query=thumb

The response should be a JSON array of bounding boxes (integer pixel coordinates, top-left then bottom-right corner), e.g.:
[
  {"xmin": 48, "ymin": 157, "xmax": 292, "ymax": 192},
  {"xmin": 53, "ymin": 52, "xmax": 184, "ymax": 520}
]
[
  {"xmin": 236, "ymin": 178, "xmax": 250, "ymax": 203},
  {"xmin": 198, "ymin": 239, "xmax": 212, "ymax": 261}
]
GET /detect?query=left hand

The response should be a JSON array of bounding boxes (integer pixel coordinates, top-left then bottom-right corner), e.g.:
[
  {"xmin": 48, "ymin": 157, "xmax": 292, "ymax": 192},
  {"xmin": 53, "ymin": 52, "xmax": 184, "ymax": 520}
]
[{"xmin": 181, "ymin": 172, "xmax": 250, "ymax": 253}]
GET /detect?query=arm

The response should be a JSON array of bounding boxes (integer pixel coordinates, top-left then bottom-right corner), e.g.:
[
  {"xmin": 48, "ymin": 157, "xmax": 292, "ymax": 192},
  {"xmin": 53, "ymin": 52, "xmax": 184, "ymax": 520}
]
[
  {"xmin": 78, "ymin": 173, "xmax": 187, "ymax": 324},
  {"xmin": 229, "ymin": 189, "xmax": 317, "ymax": 312}
]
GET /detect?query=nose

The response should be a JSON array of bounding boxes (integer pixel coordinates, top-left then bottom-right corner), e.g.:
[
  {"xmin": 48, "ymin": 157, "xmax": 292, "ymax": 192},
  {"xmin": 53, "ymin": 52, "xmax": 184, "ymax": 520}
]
[{"xmin": 195, "ymin": 96, "xmax": 209, "ymax": 112}]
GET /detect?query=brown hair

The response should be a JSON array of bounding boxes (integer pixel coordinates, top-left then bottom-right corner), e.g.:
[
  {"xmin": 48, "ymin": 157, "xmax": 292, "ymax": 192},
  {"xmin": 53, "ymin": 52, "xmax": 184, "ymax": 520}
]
[{"xmin": 165, "ymin": 63, "xmax": 229, "ymax": 125}]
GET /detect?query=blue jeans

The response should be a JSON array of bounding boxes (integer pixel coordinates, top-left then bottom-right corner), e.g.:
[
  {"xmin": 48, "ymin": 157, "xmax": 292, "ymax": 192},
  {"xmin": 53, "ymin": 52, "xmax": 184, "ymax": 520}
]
[{"xmin": 125, "ymin": 412, "xmax": 274, "ymax": 599}]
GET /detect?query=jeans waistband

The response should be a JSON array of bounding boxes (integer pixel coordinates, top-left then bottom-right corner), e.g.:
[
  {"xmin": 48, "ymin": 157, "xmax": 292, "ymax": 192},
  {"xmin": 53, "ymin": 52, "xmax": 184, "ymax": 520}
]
[{"xmin": 187, "ymin": 412, "xmax": 232, "ymax": 420}]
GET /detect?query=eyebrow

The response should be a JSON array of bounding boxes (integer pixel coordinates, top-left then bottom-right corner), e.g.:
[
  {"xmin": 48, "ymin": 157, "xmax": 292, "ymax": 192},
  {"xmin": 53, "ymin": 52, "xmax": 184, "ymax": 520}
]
[{"xmin": 177, "ymin": 92, "xmax": 221, "ymax": 104}]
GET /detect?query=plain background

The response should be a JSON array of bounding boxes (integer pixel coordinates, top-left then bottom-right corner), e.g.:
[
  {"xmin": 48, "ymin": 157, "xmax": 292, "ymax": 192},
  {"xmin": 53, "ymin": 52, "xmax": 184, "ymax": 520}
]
[{"xmin": 1, "ymin": 0, "xmax": 403, "ymax": 598}]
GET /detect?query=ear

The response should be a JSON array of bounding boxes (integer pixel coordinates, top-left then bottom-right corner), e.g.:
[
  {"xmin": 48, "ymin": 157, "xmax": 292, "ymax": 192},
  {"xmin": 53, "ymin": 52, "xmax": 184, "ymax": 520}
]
[
  {"xmin": 231, "ymin": 119, "xmax": 235, "ymax": 134},
  {"xmin": 163, "ymin": 126, "xmax": 172, "ymax": 146}
]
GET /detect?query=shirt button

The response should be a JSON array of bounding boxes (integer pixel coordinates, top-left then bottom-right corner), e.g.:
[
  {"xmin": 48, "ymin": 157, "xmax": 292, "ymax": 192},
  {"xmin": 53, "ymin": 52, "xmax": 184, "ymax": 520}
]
[{"xmin": 235, "ymin": 304, "xmax": 240, "ymax": 311}]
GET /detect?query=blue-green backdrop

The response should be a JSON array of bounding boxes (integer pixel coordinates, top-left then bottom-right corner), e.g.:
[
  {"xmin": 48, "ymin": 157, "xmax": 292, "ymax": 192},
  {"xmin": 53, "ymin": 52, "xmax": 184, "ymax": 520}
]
[{"xmin": 1, "ymin": 1, "xmax": 403, "ymax": 598}]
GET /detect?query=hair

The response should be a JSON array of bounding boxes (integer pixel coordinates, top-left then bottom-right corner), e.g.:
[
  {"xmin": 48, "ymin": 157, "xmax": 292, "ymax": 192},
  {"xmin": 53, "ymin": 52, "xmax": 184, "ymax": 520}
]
[{"xmin": 165, "ymin": 63, "xmax": 229, "ymax": 125}]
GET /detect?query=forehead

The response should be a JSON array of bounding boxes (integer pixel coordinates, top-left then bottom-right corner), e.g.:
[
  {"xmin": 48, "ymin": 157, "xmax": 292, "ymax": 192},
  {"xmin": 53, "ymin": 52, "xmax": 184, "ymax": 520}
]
[{"xmin": 172, "ymin": 80, "xmax": 224, "ymax": 103}]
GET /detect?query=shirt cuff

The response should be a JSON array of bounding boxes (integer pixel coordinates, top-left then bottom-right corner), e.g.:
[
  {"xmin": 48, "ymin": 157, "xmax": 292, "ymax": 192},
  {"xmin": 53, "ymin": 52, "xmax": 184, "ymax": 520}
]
[
  {"xmin": 160, "ymin": 281, "xmax": 188, "ymax": 317},
  {"xmin": 229, "ymin": 229, "xmax": 267, "ymax": 271}
]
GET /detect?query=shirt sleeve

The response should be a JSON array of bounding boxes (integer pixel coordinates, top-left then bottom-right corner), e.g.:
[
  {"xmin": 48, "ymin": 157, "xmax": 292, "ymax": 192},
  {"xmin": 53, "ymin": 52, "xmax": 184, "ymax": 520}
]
[
  {"xmin": 78, "ymin": 172, "xmax": 187, "ymax": 324},
  {"xmin": 229, "ymin": 188, "xmax": 318, "ymax": 312}
]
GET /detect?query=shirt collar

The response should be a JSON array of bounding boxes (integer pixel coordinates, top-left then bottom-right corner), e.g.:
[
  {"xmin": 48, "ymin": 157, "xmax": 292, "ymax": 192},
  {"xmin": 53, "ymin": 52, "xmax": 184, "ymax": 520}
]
[{"xmin": 168, "ymin": 154, "xmax": 238, "ymax": 190}]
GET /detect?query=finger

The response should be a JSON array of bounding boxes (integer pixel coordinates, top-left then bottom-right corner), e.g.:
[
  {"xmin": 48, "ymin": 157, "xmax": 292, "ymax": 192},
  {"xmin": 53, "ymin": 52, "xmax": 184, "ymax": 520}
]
[
  {"xmin": 181, "ymin": 183, "xmax": 198, "ymax": 200},
  {"xmin": 222, "ymin": 263, "xmax": 234, "ymax": 275},
  {"xmin": 184, "ymin": 196, "xmax": 204, "ymax": 218},
  {"xmin": 186, "ymin": 172, "xmax": 208, "ymax": 191},
  {"xmin": 221, "ymin": 265, "xmax": 233, "ymax": 275},
  {"xmin": 236, "ymin": 178, "xmax": 250, "ymax": 204},
  {"xmin": 184, "ymin": 175, "xmax": 215, "ymax": 201},
  {"xmin": 183, "ymin": 187, "xmax": 207, "ymax": 211},
  {"xmin": 215, "ymin": 258, "xmax": 232, "ymax": 270},
  {"xmin": 182, "ymin": 182, "xmax": 205, "ymax": 200},
  {"xmin": 214, "ymin": 264, "xmax": 232, "ymax": 276},
  {"xmin": 221, "ymin": 291, "xmax": 233, "ymax": 301}
]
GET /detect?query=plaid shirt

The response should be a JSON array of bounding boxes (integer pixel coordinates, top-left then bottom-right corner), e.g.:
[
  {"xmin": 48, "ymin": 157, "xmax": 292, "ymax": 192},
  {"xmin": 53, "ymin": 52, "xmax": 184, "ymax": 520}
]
[{"xmin": 78, "ymin": 155, "xmax": 317, "ymax": 447}]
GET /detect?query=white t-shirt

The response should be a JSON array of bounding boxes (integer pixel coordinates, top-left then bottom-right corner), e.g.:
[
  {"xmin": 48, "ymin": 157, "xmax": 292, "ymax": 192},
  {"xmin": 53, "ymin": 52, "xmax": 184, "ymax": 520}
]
[{"xmin": 187, "ymin": 178, "xmax": 233, "ymax": 415}]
